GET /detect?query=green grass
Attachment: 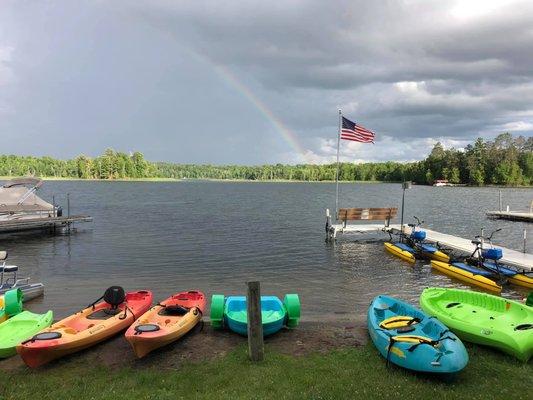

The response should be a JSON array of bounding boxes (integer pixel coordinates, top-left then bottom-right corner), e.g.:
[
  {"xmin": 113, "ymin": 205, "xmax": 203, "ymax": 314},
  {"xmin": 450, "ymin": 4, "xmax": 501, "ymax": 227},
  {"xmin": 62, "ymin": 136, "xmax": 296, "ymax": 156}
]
[{"xmin": 1, "ymin": 343, "xmax": 531, "ymax": 400}]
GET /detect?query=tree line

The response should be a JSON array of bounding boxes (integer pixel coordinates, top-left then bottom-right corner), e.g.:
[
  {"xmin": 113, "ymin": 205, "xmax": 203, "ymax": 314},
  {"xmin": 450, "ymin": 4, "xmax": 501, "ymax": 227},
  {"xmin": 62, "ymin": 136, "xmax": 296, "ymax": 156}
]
[{"xmin": 0, "ymin": 133, "xmax": 531, "ymax": 185}]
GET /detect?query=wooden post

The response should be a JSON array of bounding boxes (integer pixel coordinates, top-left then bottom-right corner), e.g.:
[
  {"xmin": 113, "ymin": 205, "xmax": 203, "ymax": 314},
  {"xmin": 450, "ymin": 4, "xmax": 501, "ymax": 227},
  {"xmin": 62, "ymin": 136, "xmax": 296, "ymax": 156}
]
[{"xmin": 246, "ymin": 281, "xmax": 264, "ymax": 361}]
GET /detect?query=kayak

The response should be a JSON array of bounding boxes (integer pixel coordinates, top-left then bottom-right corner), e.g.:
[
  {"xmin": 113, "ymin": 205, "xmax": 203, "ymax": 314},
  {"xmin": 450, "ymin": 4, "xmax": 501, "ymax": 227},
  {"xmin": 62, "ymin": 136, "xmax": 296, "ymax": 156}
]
[
  {"xmin": 125, "ymin": 290, "xmax": 206, "ymax": 358},
  {"xmin": 0, "ymin": 310, "xmax": 53, "ymax": 358},
  {"xmin": 0, "ymin": 289, "xmax": 23, "ymax": 323},
  {"xmin": 210, "ymin": 294, "xmax": 300, "ymax": 336},
  {"xmin": 384, "ymin": 242, "xmax": 416, "ymax": 263},
  {"xmin": 482, "ymin": 262, "xmax": 533, "ymax": 289},
  {"xmin": 430, "ymin": 260, "xmax": 502, "ymax": 293},
  {"xmin": 368, "ymin": 295, "xmax": 468, "ymax": 373},
  {"xmin": 420, "ymin": 287, "xmax": 533, "ymax": 362},
  {"xmin": 17, "ymin": 287, "xmax": 152, "ymax": 367}
]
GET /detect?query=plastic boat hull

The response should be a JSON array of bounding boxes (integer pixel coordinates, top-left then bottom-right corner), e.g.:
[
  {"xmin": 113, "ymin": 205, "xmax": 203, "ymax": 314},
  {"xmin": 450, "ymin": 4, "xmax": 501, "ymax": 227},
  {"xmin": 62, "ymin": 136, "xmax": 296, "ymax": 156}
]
[
  {"xmin": 420, "ymin": 288, "xmax": 533, "ymax": 362},
  {"xmin": 17, "ymin": 290, "xmax": 152, "ymax": 367},
  {"xmin": 368, "ymin": 295, "xmax": 468, "ymax": 373},
  {"xmin": 0, "ymin": 311, "xmax": 53, "ymax": 358},
  {"xmin": 125, "ymin": 291, "xmax": 206, "ymax": 358}
]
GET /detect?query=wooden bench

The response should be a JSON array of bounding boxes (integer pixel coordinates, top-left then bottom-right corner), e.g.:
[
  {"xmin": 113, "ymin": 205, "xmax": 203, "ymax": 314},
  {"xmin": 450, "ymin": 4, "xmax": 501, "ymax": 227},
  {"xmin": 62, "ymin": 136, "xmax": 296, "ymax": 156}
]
[
  {"xmin": 325, "ymin": 207, "xmax": 398, "ymax": 240},
  {"xmin": 337, "ymin": 207, "xmax": 398, "ymax": 228}
]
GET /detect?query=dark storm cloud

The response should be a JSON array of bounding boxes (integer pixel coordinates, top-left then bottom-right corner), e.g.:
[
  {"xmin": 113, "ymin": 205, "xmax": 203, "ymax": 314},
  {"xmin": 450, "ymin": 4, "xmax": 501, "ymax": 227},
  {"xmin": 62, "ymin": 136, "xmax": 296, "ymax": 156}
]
[{"xmin": 1, "ymin": 1, "xmax": 532, "ymax": 164}]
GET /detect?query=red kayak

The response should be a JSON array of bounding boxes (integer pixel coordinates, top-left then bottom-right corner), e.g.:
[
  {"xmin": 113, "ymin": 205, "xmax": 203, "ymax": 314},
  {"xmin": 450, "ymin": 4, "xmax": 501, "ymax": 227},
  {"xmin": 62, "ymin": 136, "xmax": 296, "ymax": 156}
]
[
  {"xmin": 125, "ymin": 290, "xmax": 206, "ymax": 358},
  {"xmin": 17, "ymin": 287, "xmax": 152, "ymax": 367}
]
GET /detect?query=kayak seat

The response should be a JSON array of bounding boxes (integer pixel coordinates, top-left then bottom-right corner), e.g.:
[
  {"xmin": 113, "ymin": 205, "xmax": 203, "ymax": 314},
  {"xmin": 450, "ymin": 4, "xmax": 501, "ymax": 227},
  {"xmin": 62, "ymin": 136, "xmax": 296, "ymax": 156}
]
[
  {"xmin": 103, "ymin": 286, "xmax": 126, "ymax": 309},
  {"xmin": 87, "ymin": 308, "xmax": 121, "ymax": 320},
  {"xmin": 391, "ymin": 335, "xmax": 437, "ymax": 346},
  {"xmin": 158, "ymin": 305, "xmax": 189, "ymax": 316},
  {"xmin": 379, "ymin": 316, "xmax": 420, "ymax": 330}
]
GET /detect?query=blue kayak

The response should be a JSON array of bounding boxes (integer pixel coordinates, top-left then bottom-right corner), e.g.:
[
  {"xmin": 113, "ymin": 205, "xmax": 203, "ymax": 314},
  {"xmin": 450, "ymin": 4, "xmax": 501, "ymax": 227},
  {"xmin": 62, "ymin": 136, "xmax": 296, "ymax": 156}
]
[
  {"xmin": 452, "ymin": 262, "xmax": 493, "ymax": 277},
  {"xmin": 368, "ymin": 295, "xmax": 468, "ymax": 373}
]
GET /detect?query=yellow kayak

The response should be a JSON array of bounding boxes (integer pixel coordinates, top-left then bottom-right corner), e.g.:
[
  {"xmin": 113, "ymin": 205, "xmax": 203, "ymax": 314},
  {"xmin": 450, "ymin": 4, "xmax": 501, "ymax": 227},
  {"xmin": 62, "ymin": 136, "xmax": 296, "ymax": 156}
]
[
  {"xmin": 384, "ymin": 242, "xmax": 416, "ymax": 263},
  {"xmin": 430, "ymin": 260, "xmax": 502, "ymax": 293}
]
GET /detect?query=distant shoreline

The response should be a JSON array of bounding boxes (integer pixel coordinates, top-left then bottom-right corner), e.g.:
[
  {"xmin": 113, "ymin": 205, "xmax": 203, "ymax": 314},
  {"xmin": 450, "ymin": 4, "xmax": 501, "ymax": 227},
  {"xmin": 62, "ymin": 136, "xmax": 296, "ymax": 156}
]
[{"xmin": 0, "ymin": 175, "xmax": 531, "ymax": 187}]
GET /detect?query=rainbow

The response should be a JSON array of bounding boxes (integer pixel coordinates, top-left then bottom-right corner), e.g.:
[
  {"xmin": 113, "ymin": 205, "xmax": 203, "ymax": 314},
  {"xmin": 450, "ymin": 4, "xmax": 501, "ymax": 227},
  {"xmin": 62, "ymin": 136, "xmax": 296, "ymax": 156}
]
[
  {"xmin": 212, "ymin": 65, "xmax": 310, "ymax": 161},
  {"xmin": 182, "ymin": 46, "xmax": 311, "ymax": 162}
]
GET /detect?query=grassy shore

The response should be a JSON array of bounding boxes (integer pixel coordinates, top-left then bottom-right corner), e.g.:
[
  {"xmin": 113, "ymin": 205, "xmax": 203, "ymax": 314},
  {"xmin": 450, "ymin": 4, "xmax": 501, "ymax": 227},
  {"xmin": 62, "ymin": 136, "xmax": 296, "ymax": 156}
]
[{"xmin": 2, "ymin": 343, "xmax": 530, "ymax": 400}]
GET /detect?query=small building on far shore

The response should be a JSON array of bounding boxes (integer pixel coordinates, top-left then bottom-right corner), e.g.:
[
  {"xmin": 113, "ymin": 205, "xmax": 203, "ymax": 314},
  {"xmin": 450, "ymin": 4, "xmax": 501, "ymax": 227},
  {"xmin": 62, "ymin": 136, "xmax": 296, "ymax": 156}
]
[{"xmin": 433, "ymin": 179, "xmax": 452, "ymax": 187}]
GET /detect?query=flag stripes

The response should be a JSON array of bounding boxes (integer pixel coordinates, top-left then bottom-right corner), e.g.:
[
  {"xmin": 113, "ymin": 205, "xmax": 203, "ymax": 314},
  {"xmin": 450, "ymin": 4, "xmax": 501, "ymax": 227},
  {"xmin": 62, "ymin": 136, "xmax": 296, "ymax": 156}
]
[{"xmin": 340, "ymin": 116, "xmax": 375, "ymax": 143}]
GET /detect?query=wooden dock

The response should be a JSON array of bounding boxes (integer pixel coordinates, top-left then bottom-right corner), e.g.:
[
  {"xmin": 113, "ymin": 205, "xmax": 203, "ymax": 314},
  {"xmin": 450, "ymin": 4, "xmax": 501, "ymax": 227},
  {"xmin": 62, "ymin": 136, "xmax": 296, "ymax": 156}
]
[
  {"xmin": 0, "ymin": 215, "xmax": 92, "ymax": 234},
  {"xmin": 327, "ymin": 220, "xmax": 533, "ymax": 272},
  {"xmin": 486, "ymin": 211, "xmax": 533, "ymax": 222}
]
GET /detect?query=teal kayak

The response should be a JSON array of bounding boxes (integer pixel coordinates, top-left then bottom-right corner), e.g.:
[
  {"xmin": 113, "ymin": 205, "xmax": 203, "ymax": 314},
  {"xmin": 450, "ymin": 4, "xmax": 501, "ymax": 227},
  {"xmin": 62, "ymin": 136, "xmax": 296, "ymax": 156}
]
[
  {"xmin": 0, "ymin": 310, "xmax": 54, "ymax": 358},
  {"xmin": 368, "ymin": 295, "xmax": 468, "ymax": 373}
]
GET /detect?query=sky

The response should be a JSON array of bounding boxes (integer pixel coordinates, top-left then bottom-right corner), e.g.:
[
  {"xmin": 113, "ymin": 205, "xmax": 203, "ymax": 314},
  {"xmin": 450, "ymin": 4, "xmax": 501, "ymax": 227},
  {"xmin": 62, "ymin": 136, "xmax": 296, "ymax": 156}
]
[{"xmin": 0, "ymin": 0, "xmax": 532, "ymax": 165}]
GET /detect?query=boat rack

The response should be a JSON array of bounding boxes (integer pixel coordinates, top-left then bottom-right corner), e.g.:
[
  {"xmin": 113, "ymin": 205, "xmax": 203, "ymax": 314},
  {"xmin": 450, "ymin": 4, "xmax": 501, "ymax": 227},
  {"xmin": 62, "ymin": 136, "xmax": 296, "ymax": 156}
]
[{"xmin": 325, "ymin": 208, "xmax": 533, "ymax": 273}]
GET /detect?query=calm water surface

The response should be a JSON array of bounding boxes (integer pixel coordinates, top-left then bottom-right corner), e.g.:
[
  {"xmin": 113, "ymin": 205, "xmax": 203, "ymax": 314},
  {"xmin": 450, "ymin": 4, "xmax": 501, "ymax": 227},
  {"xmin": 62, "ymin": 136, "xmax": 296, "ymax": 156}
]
[{"xmin": 2, "ymin": 181, "xmax": 532, "ymax": 319}]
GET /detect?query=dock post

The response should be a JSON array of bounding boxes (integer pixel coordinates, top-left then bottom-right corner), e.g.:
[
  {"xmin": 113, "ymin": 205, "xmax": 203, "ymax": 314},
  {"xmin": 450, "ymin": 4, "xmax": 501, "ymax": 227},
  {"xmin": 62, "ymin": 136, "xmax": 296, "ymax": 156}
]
[
  {"xmin": 325, "ymin": 209, "xmax": 331, "ymax": 241},
  {"xmin": 67, "ymin": 193, "xmax": 71, "ymax": 233},
  {"xmin": 524, "ymin": 229, "xmax": 527, "ymax": 254},
  {"xmin": 246, "ymin": 281, "xmax": 264, "ymax": 362}
]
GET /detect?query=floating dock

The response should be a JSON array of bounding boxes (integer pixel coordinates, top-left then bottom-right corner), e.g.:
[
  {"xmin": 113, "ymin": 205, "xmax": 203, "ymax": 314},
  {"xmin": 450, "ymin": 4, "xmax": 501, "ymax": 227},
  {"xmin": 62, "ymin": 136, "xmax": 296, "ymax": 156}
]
[
  {"xmin": 486, "ymin": 211, "xmax": 533, "ymax": 222},
  {"xmin": 0, "ymin": 215, "xmax": 92, "ymax": 234},
  {"xmin": 328, "ymin": 221, "xmax": 533, "ymax": 272}
]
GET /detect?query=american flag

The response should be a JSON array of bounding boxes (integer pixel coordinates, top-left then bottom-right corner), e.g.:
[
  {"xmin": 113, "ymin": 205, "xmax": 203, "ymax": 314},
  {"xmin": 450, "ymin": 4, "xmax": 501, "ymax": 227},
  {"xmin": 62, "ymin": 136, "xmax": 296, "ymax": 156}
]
[{"xmin": 341, "ymin": 116, "xmax": 375, "ymax": 143}]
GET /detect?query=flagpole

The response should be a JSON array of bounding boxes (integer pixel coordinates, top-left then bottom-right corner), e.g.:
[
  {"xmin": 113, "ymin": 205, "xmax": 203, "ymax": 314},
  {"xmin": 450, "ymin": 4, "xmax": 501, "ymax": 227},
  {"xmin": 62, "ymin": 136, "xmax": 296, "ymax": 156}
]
[{"xmin": 335, "ymin": 109, "xmax": 341, "ymax": 219}]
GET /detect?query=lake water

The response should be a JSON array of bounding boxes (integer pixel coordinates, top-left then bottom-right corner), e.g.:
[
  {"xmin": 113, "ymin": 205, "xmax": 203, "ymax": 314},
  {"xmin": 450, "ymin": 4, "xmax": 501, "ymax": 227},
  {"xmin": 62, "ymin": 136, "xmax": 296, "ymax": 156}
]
[{"xmin": 2, "ymin": 181, "xmax": 532, "ymax": 320}]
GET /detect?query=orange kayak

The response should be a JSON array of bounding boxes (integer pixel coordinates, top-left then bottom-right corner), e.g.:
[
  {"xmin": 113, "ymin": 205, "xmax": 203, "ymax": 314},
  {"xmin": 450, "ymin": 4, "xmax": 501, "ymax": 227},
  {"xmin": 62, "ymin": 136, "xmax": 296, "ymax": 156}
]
[
  {"xmin": 17, "ymin": 287, "xmax": 152, "ymax": 367},
  {"xmin": 125, "ymin": 290, "xmax": 206, "ymax": 358}
]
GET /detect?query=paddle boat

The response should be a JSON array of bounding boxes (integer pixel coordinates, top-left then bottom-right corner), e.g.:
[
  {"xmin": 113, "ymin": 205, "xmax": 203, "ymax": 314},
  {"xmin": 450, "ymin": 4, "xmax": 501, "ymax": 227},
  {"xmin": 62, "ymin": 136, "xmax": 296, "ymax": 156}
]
[
  {"xmin": 368, "ymin": 295, "xmax": 468, "ymax": 373},
  {"xmin": 463, "ymin": 229, "xmax": 533, "ymax": 290},
  {"xmin": 407, "ymin": 217, "xmax": 450, "ymax": 262},
  {"xmin": 210, "ymin": 294, "xmax": 300, "ymax": 336},
  {"xmin": 0, "ymin": 252, "xmax": 44, "ymax": 302},
  {"xmin": 420, "ymin": 288, "xmax": 533, "ymax": 362},
  {"xmin": 17, "ymin": 286, "xmax": 152, "ymax": 367},
  {"xmin": 125, "ymin": 290, "xmax": 206, "ymax": 358}
]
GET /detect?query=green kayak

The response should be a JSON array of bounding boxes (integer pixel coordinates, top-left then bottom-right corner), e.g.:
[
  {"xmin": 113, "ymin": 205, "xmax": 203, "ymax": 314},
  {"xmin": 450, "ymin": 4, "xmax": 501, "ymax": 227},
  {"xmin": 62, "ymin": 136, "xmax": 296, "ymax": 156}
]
[
  {"xmin": 420, "ymin": 288, "xmax": 532, "ymax": 362},
  {"xmin": 0, "ymin": 310, "xmax": 53, "ymax": 358}
]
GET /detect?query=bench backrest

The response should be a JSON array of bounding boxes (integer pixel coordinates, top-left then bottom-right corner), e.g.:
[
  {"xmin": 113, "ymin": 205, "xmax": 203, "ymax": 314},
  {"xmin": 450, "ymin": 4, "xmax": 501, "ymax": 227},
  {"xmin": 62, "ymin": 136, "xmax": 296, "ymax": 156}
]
[{"xmin": 338, "ymin": 207, "xmax": 398, "ymax": 225}]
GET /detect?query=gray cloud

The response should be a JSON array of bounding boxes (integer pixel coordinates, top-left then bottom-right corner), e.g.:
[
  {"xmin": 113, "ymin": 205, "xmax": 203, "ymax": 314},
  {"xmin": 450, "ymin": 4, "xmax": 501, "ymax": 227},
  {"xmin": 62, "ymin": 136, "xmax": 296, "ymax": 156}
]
[{"xmin": 0, "ymin": 1, "xmax": 532, "ymax": 164}]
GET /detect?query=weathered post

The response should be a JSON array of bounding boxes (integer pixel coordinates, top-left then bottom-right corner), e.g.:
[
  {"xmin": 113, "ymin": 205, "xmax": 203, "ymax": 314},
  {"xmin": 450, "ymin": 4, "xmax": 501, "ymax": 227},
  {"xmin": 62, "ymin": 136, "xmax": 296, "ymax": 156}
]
[
  {"xmin": 67, "ymin": 193, "xmax": 71, "ymax": 233},
  {"xmin": 524, "ymin": 229, "xmax": 527, "ymax": 254},
  {"xmin": 247, "ymin": 281, "xmax": 264, "ymax": 361}
]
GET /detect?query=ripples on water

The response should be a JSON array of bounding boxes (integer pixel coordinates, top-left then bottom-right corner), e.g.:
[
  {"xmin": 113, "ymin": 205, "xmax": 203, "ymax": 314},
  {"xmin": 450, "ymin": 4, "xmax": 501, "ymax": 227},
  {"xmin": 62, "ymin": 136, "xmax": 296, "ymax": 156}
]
[{"xmin": 1, "ymin": 181, "xmax": 532, "ymax": 320}]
